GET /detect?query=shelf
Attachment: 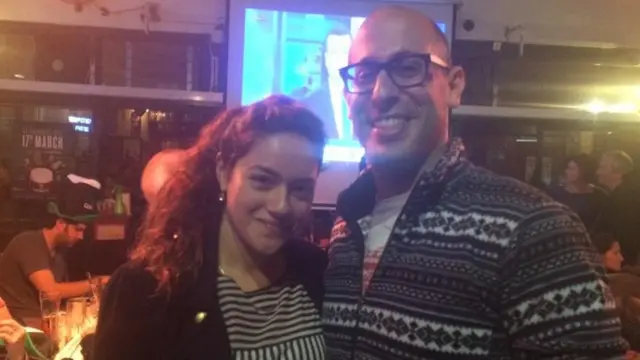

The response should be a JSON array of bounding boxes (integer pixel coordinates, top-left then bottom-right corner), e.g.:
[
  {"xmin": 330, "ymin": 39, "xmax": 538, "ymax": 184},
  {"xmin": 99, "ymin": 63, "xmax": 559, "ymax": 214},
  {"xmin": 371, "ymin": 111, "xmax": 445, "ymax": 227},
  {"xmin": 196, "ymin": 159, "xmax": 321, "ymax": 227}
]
[{"xmin": 0, "ymin": 79, "xmax": 223, "ymax": 106}]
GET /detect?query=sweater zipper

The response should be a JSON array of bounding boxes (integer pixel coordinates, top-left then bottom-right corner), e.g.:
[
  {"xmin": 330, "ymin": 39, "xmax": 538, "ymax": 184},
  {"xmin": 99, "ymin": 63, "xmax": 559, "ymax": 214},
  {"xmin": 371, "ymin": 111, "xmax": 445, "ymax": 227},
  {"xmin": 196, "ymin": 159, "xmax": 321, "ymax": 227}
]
[{"xmin": 349, "ymin": 203, "xmax": 414, "ymax": 360}]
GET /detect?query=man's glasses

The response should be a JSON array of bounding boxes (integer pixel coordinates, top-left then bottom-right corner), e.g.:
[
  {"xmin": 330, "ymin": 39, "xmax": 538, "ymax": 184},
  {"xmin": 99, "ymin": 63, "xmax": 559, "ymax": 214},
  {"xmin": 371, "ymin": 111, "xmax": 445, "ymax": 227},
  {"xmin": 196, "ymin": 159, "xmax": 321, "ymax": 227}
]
[{"xmin": 339, "ymin": 53, "xmax": 449, "ymax": 94}]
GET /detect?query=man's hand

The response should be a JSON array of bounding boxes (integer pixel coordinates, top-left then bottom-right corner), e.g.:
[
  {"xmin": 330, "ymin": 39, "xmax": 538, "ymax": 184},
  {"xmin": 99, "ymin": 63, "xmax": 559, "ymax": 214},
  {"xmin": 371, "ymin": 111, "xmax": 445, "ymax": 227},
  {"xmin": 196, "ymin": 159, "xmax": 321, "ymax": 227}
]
[{"xmin": 98, "ymin": 276, "xmax": 111, "ymax": 286}]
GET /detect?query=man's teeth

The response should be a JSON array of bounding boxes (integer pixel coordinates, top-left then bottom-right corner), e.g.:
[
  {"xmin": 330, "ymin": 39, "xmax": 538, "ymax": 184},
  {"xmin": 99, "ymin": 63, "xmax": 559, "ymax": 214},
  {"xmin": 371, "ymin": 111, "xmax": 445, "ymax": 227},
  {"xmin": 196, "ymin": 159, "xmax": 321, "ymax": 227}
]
[{"xmin": 374, "ymin": 118, "xmax": 402, "ymax": 127}]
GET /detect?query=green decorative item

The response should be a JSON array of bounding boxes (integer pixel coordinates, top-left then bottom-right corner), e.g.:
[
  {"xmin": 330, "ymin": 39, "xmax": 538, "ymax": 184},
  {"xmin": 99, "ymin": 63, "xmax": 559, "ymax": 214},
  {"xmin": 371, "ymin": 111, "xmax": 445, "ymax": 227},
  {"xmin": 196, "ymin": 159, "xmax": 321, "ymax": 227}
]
[
  {"xmin": 0, "ymin": 328, "xmax": 48, "ymax": 360},
  {"xmin": 114, "ymin": 184, "xmax": 125, "ymax": 215}
]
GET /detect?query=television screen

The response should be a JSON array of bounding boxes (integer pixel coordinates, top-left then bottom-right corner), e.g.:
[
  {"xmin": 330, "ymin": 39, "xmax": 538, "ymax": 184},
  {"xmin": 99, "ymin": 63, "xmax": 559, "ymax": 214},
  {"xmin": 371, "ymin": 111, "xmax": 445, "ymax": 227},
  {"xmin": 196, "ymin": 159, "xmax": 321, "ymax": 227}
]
[{"xmin": 228, "ymin": 0, "xmax": 454, "ymax": 205}]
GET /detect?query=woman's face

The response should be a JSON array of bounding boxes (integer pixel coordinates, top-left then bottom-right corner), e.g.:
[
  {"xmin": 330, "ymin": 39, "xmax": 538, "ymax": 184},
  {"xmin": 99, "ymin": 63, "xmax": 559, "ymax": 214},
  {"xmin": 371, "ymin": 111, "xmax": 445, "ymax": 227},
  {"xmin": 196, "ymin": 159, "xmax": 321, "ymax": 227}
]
[
  {"xmin": 564, "ymin": 161, "xmax": 582, "ymax": 184},
  {"xmin": 603, "ymin": 241, "xmax": 624, "ymax": 272},
  {"xmin": 218, "ymin": 133, "xmax": 321, "ymax": 255}
]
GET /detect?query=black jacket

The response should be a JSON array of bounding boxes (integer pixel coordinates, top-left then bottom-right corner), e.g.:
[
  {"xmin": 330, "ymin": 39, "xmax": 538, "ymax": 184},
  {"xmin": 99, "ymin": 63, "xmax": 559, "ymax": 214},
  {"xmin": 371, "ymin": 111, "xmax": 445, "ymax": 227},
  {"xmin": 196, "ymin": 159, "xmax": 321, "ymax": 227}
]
[
  {"xmin": 93, "ymin": 239, "xmax": 327, "ymax": 360},
  {"xmin": 596, "ymin": 180, "xmax": 640, "ymax": 265}
]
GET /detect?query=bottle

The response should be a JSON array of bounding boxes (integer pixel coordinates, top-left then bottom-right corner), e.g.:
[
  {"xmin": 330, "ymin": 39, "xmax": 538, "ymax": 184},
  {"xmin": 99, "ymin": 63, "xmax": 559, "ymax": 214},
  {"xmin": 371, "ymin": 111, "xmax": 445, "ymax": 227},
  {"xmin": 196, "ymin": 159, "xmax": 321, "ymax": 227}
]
[{"xmin": 114, "ymin": 185, "xmax": 125, "ymax": 215}]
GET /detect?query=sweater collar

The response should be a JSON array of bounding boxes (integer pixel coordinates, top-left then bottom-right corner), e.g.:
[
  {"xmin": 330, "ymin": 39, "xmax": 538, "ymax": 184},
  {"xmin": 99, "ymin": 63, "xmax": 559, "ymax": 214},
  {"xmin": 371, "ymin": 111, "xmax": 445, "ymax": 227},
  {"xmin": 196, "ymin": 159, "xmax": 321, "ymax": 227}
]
[{"xmin": 336, "ymin": 138, "xmax": 465, "ymax": 222}]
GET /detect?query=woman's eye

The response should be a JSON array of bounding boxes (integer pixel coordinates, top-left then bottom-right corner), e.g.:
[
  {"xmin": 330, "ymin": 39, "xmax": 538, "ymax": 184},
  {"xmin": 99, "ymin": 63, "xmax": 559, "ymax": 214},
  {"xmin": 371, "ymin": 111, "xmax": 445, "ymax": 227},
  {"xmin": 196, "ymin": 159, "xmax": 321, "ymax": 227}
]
[
  {"xmin": 251, "ymin": 175, "xmax": 274, "ymax": 188},
  {"xmin": 291, "ymin": 183, "xmax": 315, "ymax": 201},
  {"xmin": 292, "ymin": 184, "xmax": 310, "ymax": 194}
]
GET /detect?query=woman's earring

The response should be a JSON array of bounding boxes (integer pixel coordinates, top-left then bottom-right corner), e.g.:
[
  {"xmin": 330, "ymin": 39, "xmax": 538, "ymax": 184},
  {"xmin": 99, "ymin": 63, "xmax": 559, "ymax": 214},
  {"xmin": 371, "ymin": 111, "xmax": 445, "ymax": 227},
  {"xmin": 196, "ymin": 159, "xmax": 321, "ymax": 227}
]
[{"xmin": 218, "ymin": 192, "xmax": 226, "ymax": 203}]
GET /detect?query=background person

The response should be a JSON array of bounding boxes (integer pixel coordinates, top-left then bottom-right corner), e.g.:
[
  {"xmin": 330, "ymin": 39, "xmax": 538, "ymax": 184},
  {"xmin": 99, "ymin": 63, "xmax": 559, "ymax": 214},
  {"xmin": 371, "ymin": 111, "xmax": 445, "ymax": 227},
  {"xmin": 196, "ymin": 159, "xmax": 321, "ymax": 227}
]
[
  {"xmin": 592, "ymin": 233, "xmax": 640, "ymax": 356},
  {"xmin": 596, "ymin": 150, "xmax": 640, "ymax": 265},
  {"xmin": 548, "ymin": 154, "xmax": 606, "ymax": 230},
  {"xmin": 0, "ymin": 175, "xmax": 109, "ymax": 327},
  {"xmin": 140, "ymin": 149, "xmax": 187, "ymax": 205}
]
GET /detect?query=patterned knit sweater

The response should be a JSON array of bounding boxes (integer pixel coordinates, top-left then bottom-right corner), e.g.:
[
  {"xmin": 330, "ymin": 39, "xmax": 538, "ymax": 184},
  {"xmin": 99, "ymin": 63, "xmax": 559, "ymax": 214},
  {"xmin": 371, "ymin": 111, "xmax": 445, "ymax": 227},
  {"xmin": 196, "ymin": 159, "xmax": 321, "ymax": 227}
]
[{"xmin": 323, "ymin": 142, "xmax": 627, "ymax": 360}]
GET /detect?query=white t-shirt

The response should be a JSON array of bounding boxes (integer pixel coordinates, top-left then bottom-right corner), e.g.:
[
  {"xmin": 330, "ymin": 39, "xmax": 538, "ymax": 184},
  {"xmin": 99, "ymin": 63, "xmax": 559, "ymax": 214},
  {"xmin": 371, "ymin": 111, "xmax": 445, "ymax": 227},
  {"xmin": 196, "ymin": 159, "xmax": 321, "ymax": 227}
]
[{"xmin": 362, "ymin": 191, "xmax": 410, "ymax": 292}]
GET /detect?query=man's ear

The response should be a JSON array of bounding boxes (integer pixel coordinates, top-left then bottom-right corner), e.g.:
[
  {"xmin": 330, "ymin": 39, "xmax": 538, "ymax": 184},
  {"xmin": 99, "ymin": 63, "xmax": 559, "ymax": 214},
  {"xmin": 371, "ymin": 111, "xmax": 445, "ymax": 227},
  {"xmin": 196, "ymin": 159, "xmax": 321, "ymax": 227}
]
[
  {"xmin": 447, "ymin": 66, "xmax": 466, "ymax": 108},
  {"xmin": 215, "ymin": 154, "xmax": 228, "ymax": 193}
]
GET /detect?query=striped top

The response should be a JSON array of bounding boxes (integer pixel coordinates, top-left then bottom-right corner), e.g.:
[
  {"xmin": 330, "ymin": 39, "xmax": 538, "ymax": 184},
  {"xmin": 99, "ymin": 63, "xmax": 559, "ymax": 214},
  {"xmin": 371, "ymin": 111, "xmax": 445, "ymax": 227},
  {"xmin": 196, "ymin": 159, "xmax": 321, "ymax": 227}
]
[{"xmin": 218, "ymin": 274, "xmax": 325, "ymax": 360}]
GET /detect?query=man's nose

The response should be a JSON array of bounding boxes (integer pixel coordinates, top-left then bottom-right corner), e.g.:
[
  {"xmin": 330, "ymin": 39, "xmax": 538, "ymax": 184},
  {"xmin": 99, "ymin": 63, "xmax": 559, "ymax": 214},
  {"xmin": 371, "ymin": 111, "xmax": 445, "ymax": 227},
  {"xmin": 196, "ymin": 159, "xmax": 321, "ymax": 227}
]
[{"xmin": 371, "ymin": 70, "xmax": 401, "ymax": 114}]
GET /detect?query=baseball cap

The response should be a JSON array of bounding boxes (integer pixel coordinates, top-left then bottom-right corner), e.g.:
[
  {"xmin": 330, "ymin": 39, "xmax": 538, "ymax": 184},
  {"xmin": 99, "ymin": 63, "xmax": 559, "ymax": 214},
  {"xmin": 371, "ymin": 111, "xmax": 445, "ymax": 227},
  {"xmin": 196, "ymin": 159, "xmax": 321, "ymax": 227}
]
[{"xmin": 47, "ymin": 174, "xmax": 102, "ymax": 224}]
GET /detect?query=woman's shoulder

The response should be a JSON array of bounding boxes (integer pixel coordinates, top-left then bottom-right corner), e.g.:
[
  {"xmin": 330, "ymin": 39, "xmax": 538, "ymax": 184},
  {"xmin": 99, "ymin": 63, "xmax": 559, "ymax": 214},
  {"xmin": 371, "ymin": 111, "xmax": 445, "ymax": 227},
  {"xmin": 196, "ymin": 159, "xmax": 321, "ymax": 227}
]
[
  {"xmin": 104, "ymin": 262, "xmax": 168, "ymax": 310},
  {"xmin": 285, "ymin": 240, "xmax": 327, "ymax": 270},
  {"xmin": 283, "ymin": 240, "xmax": 327, "ymax": 310},
  {"xmin": 283, "ymin": 240, "xmax": 327, "ymax": 285},
  {"xmin": 110, "ymin": 262, "xmax": 158, "ymax": 289}
]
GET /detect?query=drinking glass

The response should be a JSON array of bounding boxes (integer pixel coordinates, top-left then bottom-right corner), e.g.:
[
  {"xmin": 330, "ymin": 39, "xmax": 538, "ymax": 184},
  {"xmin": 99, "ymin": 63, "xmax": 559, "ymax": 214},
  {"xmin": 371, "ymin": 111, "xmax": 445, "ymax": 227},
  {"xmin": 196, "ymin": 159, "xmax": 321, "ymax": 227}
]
[
  {"xmin": 40, "ymin": 291, "xmax": 63, "ymax": 355},
  {"xmin": 66, "ymin": 297, "xmax": 88, "ymax": 337},
  {"xmin": 39, "ymin": 291, "xmax": 60, "ymax": 335}
]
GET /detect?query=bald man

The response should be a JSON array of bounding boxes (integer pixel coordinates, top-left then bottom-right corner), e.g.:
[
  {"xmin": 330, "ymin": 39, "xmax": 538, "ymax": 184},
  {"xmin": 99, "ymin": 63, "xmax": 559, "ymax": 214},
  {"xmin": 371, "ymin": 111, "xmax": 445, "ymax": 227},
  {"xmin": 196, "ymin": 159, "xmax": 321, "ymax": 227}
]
[
  {"xmin": 141, "ymin": 149, "xmax": 186, "ymax": 203},
  {"xmin": 323, "ymin": 6, "xmax": 626, "ymax": 360}
]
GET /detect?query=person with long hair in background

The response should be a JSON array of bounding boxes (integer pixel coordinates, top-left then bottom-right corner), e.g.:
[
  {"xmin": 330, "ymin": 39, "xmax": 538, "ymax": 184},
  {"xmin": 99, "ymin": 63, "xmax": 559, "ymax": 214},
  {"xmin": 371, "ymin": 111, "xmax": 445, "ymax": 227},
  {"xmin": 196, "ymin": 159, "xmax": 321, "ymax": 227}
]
[{"xmin": 93, "ymin": 95, "xmax": 328, "ymax": 360}]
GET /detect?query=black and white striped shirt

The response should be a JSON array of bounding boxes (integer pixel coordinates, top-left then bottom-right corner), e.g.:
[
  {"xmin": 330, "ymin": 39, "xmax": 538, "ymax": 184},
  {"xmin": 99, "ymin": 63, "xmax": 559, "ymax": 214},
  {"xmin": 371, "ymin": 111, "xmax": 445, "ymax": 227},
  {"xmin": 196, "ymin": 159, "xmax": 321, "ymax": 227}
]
[{"xmin": 218, "ymin": 275, "xmax": 325, "ymax": 360}]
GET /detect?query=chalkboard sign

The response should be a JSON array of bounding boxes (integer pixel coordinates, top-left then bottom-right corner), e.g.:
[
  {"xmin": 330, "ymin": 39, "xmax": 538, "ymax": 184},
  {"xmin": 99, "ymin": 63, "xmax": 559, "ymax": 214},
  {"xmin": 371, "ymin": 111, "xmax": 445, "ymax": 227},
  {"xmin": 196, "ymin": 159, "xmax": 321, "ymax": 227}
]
[{"xmin": 11, "ymin": 122, "xmax": 75, "ymax": 199}]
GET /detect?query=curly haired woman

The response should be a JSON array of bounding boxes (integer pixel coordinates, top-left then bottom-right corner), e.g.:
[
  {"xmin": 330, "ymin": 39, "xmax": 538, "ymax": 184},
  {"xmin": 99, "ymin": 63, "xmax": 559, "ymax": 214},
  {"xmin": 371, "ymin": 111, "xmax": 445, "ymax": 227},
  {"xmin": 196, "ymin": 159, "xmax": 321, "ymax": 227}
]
[{"xmin": 93, "ymin": 95, "xmax": 328, "ymax": 360}]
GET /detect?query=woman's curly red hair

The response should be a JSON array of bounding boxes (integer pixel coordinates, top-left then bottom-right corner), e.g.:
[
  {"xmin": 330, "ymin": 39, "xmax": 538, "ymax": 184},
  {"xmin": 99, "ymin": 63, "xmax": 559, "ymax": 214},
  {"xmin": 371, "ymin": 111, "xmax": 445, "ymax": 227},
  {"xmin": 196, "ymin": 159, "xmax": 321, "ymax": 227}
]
[{"xmin": 128, "ymin": 95, "xmax": 326, "ymax": 292}]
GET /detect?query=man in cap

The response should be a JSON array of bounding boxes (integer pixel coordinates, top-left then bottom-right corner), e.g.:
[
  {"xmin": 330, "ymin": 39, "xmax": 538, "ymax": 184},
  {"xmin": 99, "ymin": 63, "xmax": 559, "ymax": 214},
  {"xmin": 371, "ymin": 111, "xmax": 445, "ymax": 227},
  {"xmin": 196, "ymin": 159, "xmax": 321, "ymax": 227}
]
[
  {"xmin": 323, "ymin": 6, "xmax": 626, "ymax": 359},
  {"xmin": 0, "ymin": 174, "xmax": 109, "ymax": 326}
]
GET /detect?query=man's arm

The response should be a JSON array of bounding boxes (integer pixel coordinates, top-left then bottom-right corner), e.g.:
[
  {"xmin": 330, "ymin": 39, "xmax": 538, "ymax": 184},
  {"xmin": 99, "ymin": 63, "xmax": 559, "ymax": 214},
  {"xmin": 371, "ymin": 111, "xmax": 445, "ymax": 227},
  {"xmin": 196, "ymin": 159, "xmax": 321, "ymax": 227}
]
[
  {"xmin": 28, "ymin": 270, "xmax": 93, "ymax": 300},
  {"xmin": 14, "ymin": 237, "xmax": 107, "ymax": 300},
  {"xmin": 502, "ymin": 206, "xmax": 628, "ymax": 359}
]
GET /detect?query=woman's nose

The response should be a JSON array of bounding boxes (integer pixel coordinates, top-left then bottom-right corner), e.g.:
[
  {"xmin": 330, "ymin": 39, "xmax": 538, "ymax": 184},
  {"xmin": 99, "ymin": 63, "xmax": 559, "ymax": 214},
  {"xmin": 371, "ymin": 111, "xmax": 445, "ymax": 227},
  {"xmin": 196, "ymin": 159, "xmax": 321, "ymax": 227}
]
[{"xmin": 266, "ymin": 186, "xmax": 292, "ymax": 218}]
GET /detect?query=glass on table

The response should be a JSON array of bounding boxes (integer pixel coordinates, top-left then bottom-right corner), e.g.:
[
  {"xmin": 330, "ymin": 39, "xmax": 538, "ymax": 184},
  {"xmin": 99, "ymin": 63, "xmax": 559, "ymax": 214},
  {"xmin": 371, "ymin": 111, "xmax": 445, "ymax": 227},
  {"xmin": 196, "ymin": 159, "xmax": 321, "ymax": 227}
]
[
  {"xmin": 39, "ymin": 290, "xmax": 60, "ymax": 336},
  {"xmin": 66, "ymin": 297, "xmax": 88, "ymax": 337},
  {"xmin": 40, "ymin": 290, "xmax": 71, "ymax": 354}
]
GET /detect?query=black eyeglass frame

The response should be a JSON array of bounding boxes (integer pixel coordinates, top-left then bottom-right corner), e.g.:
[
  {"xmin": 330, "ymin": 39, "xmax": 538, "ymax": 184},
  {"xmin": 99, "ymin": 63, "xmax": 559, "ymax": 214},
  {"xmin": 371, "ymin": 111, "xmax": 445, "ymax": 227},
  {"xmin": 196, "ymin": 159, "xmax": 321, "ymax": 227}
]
[{"xmin": 339, "ymin": 53, "xmax": 450, "ymax": 94}]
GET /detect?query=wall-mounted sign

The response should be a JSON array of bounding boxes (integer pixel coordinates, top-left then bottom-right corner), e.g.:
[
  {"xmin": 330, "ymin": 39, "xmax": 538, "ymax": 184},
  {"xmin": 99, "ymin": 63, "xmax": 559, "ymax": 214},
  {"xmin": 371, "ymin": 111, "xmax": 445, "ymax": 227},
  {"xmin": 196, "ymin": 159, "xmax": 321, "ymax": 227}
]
[
  {"xmin": 68, "ymin": 115, "xmax": 92, "ymax": 133},
  {"xmin": 11, "ymin": 122, "xmax": 75, "ymax": 199}
]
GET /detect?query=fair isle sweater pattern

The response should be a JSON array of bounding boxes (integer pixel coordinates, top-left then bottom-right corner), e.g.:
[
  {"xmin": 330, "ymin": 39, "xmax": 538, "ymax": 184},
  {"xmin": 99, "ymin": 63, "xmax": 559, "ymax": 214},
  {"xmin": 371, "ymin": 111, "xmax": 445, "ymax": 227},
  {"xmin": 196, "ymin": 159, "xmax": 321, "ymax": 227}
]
[{"xmin": 323, "ymin": 141, "xmax": 627, "ymax": 360}]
